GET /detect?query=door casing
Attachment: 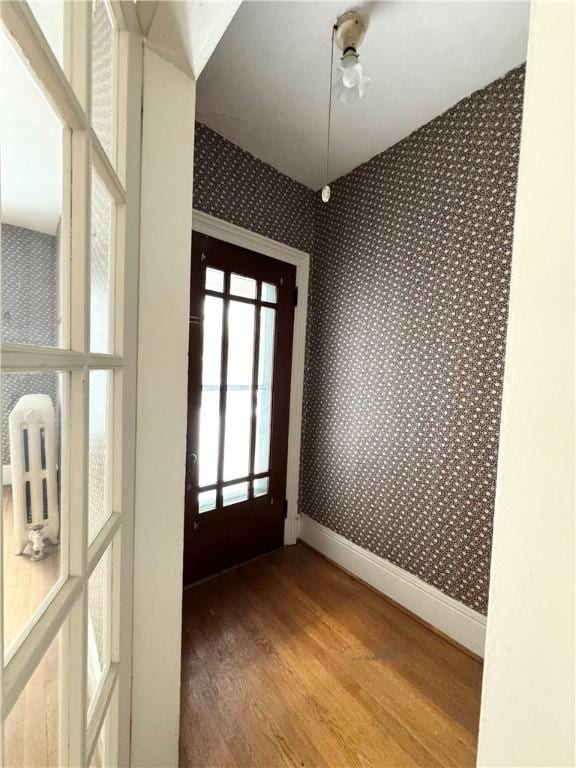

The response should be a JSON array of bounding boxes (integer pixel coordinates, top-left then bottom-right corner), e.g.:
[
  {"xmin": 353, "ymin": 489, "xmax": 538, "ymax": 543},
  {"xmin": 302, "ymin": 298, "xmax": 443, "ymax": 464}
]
[{"xmin": 191, "ymin": 210, "xmax": 310, "ymax": 550}]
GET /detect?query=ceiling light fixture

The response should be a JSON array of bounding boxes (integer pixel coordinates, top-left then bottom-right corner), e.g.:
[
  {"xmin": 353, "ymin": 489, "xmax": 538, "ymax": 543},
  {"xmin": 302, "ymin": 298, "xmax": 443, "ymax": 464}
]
[
  {"xmin": 321, "ymin": 10, "xmax": 370, "ymax": 203},
  {"xmin": 334, "ymin": 11, "xmax": 371, "ymax": 103}
]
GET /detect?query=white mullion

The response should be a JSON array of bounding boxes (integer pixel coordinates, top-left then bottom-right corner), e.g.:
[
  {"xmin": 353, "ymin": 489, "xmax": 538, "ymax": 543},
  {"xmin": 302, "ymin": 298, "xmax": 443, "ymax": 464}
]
[
  {"xmin": 57, "ymin": 372, "xmax": 72, "ymax": 768},
  {"xmin": 85, "ymin": 354, "xmax": 124, "ymax": 369},
  {"xmin": 66, "ymin": 2, "xmax": 92, "ymax": 765},
  {"xmin": 0, "ymin": 346, "xmax": 85, "ymax": 371},
  {"xmin": 65, "ymin": 371, "xmax": 89, "ymax": 768},
  {"xmin": 0, "ymin": 348, "xmax": 123, "ymax": 371},
  {"xmin": 0, "ymin": 1, "xmax": 86, "ymax": 131},
  {"xmin": 87, "ymin": 513, "xmax": 121, "ymax": 575}
]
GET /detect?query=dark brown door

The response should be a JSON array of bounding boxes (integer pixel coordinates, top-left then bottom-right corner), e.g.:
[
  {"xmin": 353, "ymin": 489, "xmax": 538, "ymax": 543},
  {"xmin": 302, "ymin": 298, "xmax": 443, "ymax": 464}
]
[{"xmin": 183, "ymin": 233, "xmax": 296, "ymax": 585}]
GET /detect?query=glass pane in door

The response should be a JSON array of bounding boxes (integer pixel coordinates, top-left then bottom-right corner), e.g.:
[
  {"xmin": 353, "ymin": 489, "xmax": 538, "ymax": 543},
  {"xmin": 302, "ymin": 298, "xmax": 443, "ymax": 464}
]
[
  {"xmin": 90, "ymin": 172, "xmax": 115, "ymax": 354},
  {"xmin": 1, "ymin": 371, "xmax": 67, "ymax": 655},
  {"xmin": 253, "ymin": 477, "xmax": 269, "ymax": 497},
  {"xmin": 0, "ymin": 28, "xmax": 66, "ymax": 349},
  {"xmin": 254, "ymin": 307, "xmax": 276, "ymax": 474},
  {"xmin": 4, "ymin": 629, "xmax": 62, "ymax": 767},
  {"xmin": 230, "ymin": 273, "xmax": 256, "ymax": 299},
  {"xmin": 261, "ymin": 282, "xmax": 277, "ymax": 303},
  {"xmin": 87, "ymin": 546, "xmax": 112, "ymax": 711},
  {"xmin": 92, "ymin": 0, "xmax": 116, "ymax": 159},
  {"xmin": 198, "ymin": 489, "xmax": 216, "ymax": 514},
  {"xmin": 223, "ymin": 481, "xmax": 249, "ymax": 507},
  {"xmin": 198, "ymin": 297, "xmax": 223, "ymax": 488},
  {"xmin": 223, "ymin": 301, "xmax": 255, "ymax": 482},
  {"xmin": 88, "ymin": 370, "xmax": 113, "ymax": 542},
  {"xmin": 28, "ymin": 1, "xmax": 65, "ymax": 66}
]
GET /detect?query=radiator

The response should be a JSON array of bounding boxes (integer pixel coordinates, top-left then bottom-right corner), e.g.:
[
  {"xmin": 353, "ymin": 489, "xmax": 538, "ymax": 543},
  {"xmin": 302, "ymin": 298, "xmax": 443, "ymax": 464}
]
[{"xmin": 9, "ymin": 394, "xmax": 59, "ymax": 559}]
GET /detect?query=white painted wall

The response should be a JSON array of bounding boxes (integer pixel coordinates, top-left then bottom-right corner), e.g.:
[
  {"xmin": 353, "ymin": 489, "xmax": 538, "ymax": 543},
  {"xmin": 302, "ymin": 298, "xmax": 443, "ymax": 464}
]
[
  {"xmin": 477, "ymin": 2, "xmax": 575, "ymax": 766},
  {"xmin": 131, "ymin": 48, "xmax": 196, "ymax": 768}
]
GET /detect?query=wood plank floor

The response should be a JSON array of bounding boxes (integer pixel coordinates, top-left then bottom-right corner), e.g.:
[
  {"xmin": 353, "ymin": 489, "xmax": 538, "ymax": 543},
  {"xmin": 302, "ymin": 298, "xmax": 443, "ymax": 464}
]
[
  {"xmin": 180, "ymin": 543, "xmax": 483, "ymax": 768},
  {"xmin": 2, "ymin": 488, "xmax": 60, "ymax": 767}
]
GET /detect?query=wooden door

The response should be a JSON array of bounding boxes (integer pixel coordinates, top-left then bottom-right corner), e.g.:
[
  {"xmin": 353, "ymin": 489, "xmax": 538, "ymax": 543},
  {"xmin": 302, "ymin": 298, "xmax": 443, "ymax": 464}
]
[{"xmin": 183, "ymin": 233, "xmax": 296, "ymax": 585}]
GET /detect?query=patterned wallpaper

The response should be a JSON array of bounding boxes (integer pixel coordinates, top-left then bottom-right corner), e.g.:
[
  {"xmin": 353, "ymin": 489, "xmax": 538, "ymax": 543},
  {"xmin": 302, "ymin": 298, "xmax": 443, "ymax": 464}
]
[
  {"xmin": 1, "ymin": 223, "xmax": 59, "ymax": 463},
  {"xmin": 193, "ymin": 122, "xmax": 315, "ymax": 253},
  {"xmin": 193, "ymin": 66, "xmax": 524, "ymax": 614},
  {"xmin": 302, "ymin": 66, "xmax": 525, "ymax": 614}
]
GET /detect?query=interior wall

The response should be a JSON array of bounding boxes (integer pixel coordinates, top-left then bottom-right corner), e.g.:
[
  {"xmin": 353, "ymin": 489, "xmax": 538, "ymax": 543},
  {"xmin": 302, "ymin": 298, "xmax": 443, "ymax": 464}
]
[
  {"xmin": 477, "ymin": 0, "xmax": 575, "ymax": 762},
  {"xmin": 193, "ymin": 65, "xmax": 525, "ymax": 615},
  {"xmin": 132, "ymin": 48, "xmax": 196, "ymax": 768},
  {"xmin": 301, "ymin": 66, "xmax": 525, "ymax": 615},
  {"xmin": 193, "ymin": 122, "xmax": 315, "ymax": 252}
]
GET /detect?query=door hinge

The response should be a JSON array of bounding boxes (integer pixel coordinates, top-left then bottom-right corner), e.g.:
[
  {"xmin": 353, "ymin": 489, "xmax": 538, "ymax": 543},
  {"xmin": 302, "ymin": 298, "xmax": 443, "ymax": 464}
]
[
  {"xmin": 293, "ymin": 287, "xmax": 298, "ymax": 307},
  {"xmin": 283, "ymin": 499, "xmax": 288, "ymax": 519}
]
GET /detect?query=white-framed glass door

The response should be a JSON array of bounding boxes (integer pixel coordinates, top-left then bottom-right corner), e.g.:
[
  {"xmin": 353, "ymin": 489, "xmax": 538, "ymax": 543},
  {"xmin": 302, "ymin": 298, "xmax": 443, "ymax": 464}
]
[{"xmin": 0, "ymin": 1, "xmax": 140, "ymax": 765}]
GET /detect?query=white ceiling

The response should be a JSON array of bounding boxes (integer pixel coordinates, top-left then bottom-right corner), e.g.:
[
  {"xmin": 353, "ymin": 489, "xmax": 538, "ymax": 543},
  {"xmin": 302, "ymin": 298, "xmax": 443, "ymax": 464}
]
[{"xmin": 196, "ymin": 1, "xmax": 530, "ymax": 190}]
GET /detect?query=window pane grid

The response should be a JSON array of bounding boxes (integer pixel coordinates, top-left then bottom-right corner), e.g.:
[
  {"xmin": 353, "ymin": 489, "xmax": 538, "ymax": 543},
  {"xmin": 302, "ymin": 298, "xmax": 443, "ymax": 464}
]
[
  {"xmin": 1, "ymin": 5, "xmax": 130, "ymax": 766},
  {"xmin": 197, "ymin": 269, "xmax": 279, "ymax": 512}
]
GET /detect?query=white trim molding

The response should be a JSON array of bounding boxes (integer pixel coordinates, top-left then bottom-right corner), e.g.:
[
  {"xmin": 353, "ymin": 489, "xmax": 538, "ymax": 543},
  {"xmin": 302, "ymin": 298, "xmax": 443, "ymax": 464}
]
[
  {"xmin": 192, "ymin": 209, "xmax": 309, "ymax": 546},
  {"xmin": 3, "ymin": 464, "xmax": 12, "ymax": 486},
  {"xmin": 299, "ymin": 515, "xmax": 487, "ymax": 657}
]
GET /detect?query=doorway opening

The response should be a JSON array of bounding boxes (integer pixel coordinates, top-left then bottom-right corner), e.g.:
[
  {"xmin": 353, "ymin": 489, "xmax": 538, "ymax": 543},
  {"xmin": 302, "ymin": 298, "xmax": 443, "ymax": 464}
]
[{"xmin": 183, "ymin": 219, "xmax": 309, "ymax": 585}]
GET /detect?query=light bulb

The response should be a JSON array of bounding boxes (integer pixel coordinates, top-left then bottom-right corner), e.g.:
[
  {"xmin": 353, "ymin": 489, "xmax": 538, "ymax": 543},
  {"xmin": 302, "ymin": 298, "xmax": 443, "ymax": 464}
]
[{"xmin": 335, "ymin": 51, "xmax": 370, "ymax": 103}]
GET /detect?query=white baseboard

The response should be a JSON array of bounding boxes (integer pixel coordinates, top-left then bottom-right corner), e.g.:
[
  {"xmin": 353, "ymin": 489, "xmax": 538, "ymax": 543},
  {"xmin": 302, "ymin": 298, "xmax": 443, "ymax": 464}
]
[
  {"xmin": 3, "ymin": 464, "xmax": 11, "ymax": 486},
  {"xmin": 299, "ymin": 515, "xmax": 486, "ymax": 657}
]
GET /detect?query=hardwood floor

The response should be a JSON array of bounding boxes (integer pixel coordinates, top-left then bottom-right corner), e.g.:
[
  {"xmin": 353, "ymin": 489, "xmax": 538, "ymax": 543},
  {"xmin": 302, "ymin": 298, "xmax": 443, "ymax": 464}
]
[
  {"xmin": 2, "ymin": 488, "xmax": 60, "ymax": 767},
  {"xmin": 180, "ymin": 543, "xmax": 483, "ymax": 768},
  {"xmin": 3, "ymin": 488, "xmax": 60, "ymax": 651}
]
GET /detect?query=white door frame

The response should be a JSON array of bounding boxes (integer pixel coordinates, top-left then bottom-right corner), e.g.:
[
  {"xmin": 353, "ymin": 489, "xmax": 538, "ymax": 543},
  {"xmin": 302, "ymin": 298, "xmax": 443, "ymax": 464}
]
[
  {"xmin": 191, "ymin": 209, "xmax": 309, "ymax": 546},
  {"xmin": 131, "ymin": 50, "xmax": 196, "ymax": 768}
]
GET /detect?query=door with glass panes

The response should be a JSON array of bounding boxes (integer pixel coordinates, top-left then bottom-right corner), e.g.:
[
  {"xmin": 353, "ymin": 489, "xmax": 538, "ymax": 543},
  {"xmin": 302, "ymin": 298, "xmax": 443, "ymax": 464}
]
[
  {"xmin": 184, "ymin": 233, "xmax": 296, "ymax": 584},
  {"xmin": 0, "ymin": 2, "xmax": 139, "ymax": 766}
]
